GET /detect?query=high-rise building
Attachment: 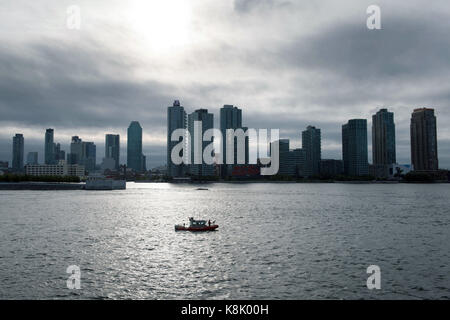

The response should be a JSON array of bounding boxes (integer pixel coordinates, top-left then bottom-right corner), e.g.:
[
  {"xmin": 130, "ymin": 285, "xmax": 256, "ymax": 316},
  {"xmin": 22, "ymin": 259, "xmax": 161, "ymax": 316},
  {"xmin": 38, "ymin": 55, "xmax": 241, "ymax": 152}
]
[
  {"xmin": 83, "ymin": 142, "xmax": 96, "ymax": 172},
  {"xmin": 292, "ymin": 148, "xmax": 307, "ymax": 177},
  {"xmin": 167, "ymin": 100, "xmax": 187, "ymax": 177},
  {"xmin": 26, "ymin": 152, "xmax": 38, "ymax": 165},
  {"xmin": 220, "ymin": 105, "xmax": 245, "ymax": 176},
  {"xmin": 12, "ymin": 134, "xmax": 24, "ymax": 172},
  {"xmin": 320, "ymin": 159, "xmax": 344, "ymax": 177},
  {"xmin": 269, "ymin": 141, "xmax": 306, "ymax": 177},
  {"xmin": 220, "ymin": 105, "xmax": 250, "ymax": 175},
  {"xmin": 68, "ymin": 136, "xmax": 83, "ymax": 165},
  {"xmin": 67, "ymin": 136, "xmax": 96, "ymax": 172},
  {"xmin": 275, "ymin": 139, "xmax": 291, "ymax": 176},
  {"xmin": 372, "ymin": 108, "xmax": 396, "ymax": 165},
  {"xmin": 127, "ymin": 121, "xmax": 145, "ymax": 172},
  {"xmin": 188, "ymin": 109, "xmax": 214, "ymax": 176},
  {"xmin": 105, "ymin": 134, "xmax": 120, "ymax": 170},
  {"xmin": 410, "ymin": 108, "xmax": 438, "ymax": 171},
  {"xmin": 54, "ymin": 143, "xmax": 65, "ymax": 162},
  {"xmin": 25, "ymin": 163, "xmax": 85, "ymax": 178},
  {"xmin": 342, "ymin": 119, "xmax": 369, "ymax": 176},
  {"xmin": 45, "ymin": 128, "xmax": 55, "ymax": 165},
  {"xmin": 302, "ymin": 126, "xmax": 321, "ymax": 177}
]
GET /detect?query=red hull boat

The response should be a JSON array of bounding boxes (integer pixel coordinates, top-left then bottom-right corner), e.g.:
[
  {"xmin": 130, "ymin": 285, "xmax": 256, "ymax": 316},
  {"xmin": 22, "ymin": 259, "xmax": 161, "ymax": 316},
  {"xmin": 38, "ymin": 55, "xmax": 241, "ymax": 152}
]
[
  {"xmin": 175, "ymin": 225, "xmax": 218, "ymax": 232},
  {"xmin": 175, "ymin": 217, "xmax": 218, "ymax": 232}
]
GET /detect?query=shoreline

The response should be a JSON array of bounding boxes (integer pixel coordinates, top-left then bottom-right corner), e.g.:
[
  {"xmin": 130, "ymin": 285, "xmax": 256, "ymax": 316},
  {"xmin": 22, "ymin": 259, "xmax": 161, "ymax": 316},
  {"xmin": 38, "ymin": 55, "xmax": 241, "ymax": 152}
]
[
  {"xmin": 1, "ymin": 180, "xmax": 448, "ymax": 190},
  {"xmin": 0, "ymin": 182, "xmax": 85, "ymax": 190}
]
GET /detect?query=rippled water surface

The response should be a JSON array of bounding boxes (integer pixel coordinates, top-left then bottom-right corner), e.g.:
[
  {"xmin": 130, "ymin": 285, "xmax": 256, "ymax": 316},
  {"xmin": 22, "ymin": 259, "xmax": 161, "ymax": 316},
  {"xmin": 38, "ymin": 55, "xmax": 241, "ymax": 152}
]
[{"xmin": 0, "ymin": 182, "xmax": 449, "ymax": 299}]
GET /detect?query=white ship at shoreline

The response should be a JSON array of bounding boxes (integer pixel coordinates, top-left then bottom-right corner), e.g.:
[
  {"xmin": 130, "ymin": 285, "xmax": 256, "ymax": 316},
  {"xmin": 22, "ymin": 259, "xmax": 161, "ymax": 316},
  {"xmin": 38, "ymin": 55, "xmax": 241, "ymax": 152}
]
[{"xmin": 85, "ymin": 176, "xmax": 126, "ymax": 190}]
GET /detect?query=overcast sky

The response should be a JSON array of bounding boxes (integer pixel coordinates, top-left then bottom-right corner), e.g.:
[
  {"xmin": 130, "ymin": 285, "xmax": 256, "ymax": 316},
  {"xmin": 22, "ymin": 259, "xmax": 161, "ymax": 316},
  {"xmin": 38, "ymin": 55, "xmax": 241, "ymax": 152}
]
[{"xmin": 1, "ymin": 0, "xmax": 449, "ymax": 169}]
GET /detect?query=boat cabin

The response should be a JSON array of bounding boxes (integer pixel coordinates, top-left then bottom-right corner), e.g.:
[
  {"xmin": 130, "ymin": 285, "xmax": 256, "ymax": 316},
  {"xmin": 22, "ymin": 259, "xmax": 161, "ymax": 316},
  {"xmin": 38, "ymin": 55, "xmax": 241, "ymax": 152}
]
[{"xmin": 189, "ymin": 217, "xmax": 207, "ymax": 227}]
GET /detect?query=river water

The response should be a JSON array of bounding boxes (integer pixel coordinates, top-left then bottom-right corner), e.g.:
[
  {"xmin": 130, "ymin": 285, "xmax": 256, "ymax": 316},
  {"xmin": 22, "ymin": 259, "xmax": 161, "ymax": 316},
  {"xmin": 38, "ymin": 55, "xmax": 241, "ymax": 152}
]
[{"xmin": 0, "ymin": 182, "xmax": 449, "ymax": 299}]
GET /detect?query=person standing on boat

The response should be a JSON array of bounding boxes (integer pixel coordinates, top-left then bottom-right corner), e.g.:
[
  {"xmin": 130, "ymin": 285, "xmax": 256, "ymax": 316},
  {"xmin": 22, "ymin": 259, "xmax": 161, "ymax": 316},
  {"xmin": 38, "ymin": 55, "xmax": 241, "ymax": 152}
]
[{"xmin": 208, "ymin": 220, "xmax": 211, "ymax": 226}]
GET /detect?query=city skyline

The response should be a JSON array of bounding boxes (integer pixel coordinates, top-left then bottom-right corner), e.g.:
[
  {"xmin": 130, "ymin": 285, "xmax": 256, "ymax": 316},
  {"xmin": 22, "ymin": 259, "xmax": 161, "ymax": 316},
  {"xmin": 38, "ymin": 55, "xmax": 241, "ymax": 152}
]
[{"xmin": 3, "ymin": 104, "xmax": 446, "ymax": 173}]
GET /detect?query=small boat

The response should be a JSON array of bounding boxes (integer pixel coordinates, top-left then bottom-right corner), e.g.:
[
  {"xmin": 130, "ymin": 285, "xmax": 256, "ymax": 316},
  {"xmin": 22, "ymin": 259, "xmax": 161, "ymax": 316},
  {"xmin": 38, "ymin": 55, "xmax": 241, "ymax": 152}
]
[
  {"xmin": 175, "ymin": 217, "xmax": 218, "ymax": 232},
  {"xmin": 196, "ymin": 188, "xmax": 209, "ymax": 191}
]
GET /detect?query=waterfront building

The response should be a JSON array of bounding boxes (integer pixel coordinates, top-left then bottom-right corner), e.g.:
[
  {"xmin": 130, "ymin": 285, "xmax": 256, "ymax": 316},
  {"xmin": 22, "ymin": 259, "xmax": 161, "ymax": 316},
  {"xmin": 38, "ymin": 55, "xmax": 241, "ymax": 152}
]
[
  {"xmin": 342, "ymin": 119, "xmax": 369, "ymax": 176},
  {"xmin": 105, "ymin": 134, "xmax": 120, "ymax": 170},
  {"xmin": 54, "ymin": 143, "xmax": 65, "ymax": 162},
  {"xmin": 319, "ymin": 159, "xmax": 344, "ymax": 177},
  {"xmin": 220, "ymin": 105, "xmax": 248, "ymax": 176},
  {"xmin": 68, "ymin": 136, "xmax": 82, "ymax": 165},
  {"xmin": 83, "ymin": 141, "xmax": 96, "ymax": 172},
  {"xmin": 302, "ymin": 126, "xmax": 321, "ymax": 177},
  {"xmin": 12, "ymin": 133, "xmax": 24, "ymax": 172},
  {"xmin": 188, "ymin": 109, "xmax": 214, "ymax": 177},
  {"xmin": 410, "ymin": 108, "xmax": 439, "ymax": 171},
  {"xmin": 372, "ymin": 108, "xmax": 396, "ymax": 166},
  {"xmin": 127, "ymin": 121, "xmax": 145, "ymax": 172},
  {"xmin": 45, "ymin": 129, "xmax": 55, "ymax": 165},
  {"xmin": 292, "ymin": 148, "xmax": 307, "ymax": 177},
  {"xmin": 67, "ymin": 136, "xmax": 96, "ymax": 172},
  {"xmin": 270, "ymin": 139, "xmax": 297, "ymax": 176},
  {"xmin": 167, "ymin": 100, "xmax": 187, "ymax": 177},
  {"xmin": 25, "ymin": 161, "xmax": 85, "ymax": 177}
]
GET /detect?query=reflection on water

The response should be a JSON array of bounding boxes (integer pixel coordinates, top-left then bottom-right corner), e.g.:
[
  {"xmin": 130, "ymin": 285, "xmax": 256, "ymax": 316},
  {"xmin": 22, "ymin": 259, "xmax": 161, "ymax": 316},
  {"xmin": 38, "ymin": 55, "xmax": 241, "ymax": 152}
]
[{"xmin": 0, "ymin": 182, "xmax": 449, "ymax": 299}]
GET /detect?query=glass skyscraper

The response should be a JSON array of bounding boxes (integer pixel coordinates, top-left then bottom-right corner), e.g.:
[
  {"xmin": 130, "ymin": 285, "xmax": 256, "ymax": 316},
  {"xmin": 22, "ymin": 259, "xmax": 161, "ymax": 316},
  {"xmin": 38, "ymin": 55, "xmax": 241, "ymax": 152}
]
[
  {"xmin": 167, "ymin": 100, "xmax": 187, "ymax": 177},
  {"xmin": 302, "ymin": 125, "xmax": 321, "ymax": 177},
  {"xmin": 66, "ymin": 136, "xmax": 96, "ymax": 172},
  {"xmin": 127, "ymin": 121, "xmax": 144, "ymax": 172},
  {"xmin": 83, "ymin": 142, "xmax": 96, "ymax": 172},
  {"xmin": 45, "ymin": 128, "xmax": 55, "ymax": 165},
  {"xmin": 342, "ymin": 119, "xmax": 369, "ymax": 176},
  {"xmin": 188, "ymin": 109, "xmax": 214, "ymax": 177},
  {"xmin": 12, "ymin": 133, "xmax": 24, "ymax": 172},
  {"xmin": 220, "ymin": 105, "xmax": 249, "ymax": 176},
  {"xmin": 220, "ymin": 105, "xmax": 241, "ymax": 170},
  {"xmin": 105, "ymin": 134, "xmax": 120, "ymax": 170}
]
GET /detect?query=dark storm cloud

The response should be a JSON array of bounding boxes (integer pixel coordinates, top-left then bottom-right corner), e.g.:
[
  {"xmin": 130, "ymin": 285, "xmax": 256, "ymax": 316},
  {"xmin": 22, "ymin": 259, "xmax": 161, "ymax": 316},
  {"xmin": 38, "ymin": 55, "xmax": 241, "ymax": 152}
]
[
  {"xmin": 284, "ymin": 18, "xmax": 450, "ymax": 81},
  {"xmin": 0, "ymin": 39, "xmax": 174, "ymax": 128}
]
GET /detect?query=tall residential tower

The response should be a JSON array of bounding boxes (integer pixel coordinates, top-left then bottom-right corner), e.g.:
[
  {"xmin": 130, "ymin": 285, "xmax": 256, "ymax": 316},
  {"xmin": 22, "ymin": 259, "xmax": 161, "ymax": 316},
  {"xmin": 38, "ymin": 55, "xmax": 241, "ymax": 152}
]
[
  {"xmin": 12, "ymin": 133, "xmax": 24, "ymax": 172},
  {"xmin": 167, "ymin": 100, "xmax": 187, "ymax": 177},
  {"xmin": 127, "ymin": 121, "xmax": 145, "ymax": 172},
  {"xmin": 220, "ymin": 105, "xmax": 248, "ymax": 176},
  {"xmin": 188, "ymin": 109, "xmax": 214, "ymax": 177},
  {"xmin": 342, "ymin": 119, "xmax": 368, "ymax": 176},
  {"xmin": 302, "ymin": 125, "xmax": 321, "ymax": 177},
  {"xmin": 410, "ymin": 108, "xmax": 438, "ymax": 171},
  {"xmin": 105, "ymin": 134, "xmax": 120, "ymax": 170},
  {"xmin": 45, "ymin": 128, "xmax": 55, "ymax": 165},
  {"xmin": 372, "ymin": 108, "xmax": 396, "ymax": 165}
]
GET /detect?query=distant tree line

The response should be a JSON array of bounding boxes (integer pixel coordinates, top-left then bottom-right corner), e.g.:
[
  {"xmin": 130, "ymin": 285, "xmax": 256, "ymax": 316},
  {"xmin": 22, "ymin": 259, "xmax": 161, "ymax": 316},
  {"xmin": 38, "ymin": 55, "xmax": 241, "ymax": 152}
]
[
  {"xmin": 403, "ymin": 171, "xmax": 449, "ymax": 183},
  {"xmin": 0, "ymin": 174, "xmax": 81, "ymax": 183}
]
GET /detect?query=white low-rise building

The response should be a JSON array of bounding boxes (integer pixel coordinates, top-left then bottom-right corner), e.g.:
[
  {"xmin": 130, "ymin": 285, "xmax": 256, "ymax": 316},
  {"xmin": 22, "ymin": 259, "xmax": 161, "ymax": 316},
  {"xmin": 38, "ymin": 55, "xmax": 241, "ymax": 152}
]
[{"xmin": 25, "ymin": 161, "xmax": 85, "ymax": 177}]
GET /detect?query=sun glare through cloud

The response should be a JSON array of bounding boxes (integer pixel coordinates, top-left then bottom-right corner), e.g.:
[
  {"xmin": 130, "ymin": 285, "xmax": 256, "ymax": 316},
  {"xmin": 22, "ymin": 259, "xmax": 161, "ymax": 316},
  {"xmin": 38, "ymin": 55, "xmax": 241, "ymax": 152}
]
[{"xmin": 127, "ymin": 0, "xmax": 193, "ymax": 52}]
